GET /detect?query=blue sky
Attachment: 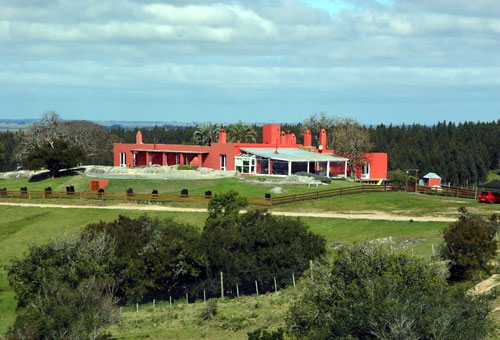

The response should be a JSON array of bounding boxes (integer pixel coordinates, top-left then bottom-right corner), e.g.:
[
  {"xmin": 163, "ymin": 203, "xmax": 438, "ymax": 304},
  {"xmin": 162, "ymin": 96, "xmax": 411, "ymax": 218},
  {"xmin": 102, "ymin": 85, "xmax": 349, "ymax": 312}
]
[{"xmin": 1, "ymin": 0, "xmax": 499, "ymax": 126}]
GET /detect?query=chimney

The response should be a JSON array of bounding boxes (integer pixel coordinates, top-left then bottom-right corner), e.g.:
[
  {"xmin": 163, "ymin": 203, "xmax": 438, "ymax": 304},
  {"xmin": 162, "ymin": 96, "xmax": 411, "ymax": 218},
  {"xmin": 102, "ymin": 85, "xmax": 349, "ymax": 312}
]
[
  {"xmin": 136, "ymin": 131, "xmax": 143, "ymax": 144},
  {"xmin": 218, "ymin": 128, "xmax": 226, "ymax": 144},
  {"xmin": 304, "ymin": 129, "xmax": 312, "ymax": 146},
  {"xmin": 319, "ymin": 129, "xmax": 327, "ymax": 150}
]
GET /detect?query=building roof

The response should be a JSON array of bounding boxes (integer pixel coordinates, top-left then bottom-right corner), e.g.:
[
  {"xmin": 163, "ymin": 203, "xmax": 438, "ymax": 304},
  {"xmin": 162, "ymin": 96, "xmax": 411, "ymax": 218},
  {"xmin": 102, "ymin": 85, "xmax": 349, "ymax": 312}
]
[
  {"xmin": 423, "ymin": 172, "xmax": 441, "ymax": 179},
  {"xmin": 240, "ymin": 148, "xmax": 349, "ymax": 162}
]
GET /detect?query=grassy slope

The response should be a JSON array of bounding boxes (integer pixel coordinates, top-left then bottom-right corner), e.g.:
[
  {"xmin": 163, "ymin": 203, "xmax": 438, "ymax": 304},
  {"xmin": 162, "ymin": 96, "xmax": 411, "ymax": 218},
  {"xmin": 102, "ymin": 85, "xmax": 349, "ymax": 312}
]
[{"xmin": 1, "ymin": 174, "xmax": 499, "ymax": 337}]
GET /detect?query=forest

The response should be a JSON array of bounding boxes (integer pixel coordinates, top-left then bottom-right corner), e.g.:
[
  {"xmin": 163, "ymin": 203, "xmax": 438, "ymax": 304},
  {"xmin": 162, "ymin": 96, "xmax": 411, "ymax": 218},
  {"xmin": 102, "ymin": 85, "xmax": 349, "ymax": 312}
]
[{"xmin": 1, "ymin": 113, "xmax": 499, "ymax": 187}]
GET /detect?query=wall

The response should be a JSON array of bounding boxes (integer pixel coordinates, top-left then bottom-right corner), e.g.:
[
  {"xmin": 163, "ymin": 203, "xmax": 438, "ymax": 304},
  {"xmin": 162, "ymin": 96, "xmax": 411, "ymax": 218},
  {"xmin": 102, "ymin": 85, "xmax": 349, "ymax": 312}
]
[{"xmin": 365, "ymin": 153, "xmax": 388, "ymax": 179}]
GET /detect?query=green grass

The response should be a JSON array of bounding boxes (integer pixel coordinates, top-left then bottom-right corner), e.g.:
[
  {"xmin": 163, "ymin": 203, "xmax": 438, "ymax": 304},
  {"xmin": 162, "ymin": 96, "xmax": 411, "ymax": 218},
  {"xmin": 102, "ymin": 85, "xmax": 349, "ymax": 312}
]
[
  {"xmin": 1, "ymin": 174, "xmax": 500, "ymax": 337},
  {"xmin": 108, "ymin": 291, "xmax": 291, "ymax": 340},
  {"xmin": 0, "ymin": 174, "xmax": 358, "ymax": 198}
]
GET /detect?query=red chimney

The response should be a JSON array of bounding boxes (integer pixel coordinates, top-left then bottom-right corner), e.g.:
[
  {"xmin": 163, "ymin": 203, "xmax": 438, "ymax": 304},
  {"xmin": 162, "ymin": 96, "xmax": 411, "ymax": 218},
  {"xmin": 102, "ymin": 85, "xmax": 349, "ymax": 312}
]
[
  {"xmin": 304, "ymin": 129, "xmax": 312, "ymax": 146},
  {"xmin": 136, "ymin": 131, "xmax": 143, "ymax": 144},
  {"xmin": 218, "ymin": 128, "xmax": 226, "ymax": 143},
  {"xmin": 319, "ymin": 129, "xmax": 327, "ymax": 150}
]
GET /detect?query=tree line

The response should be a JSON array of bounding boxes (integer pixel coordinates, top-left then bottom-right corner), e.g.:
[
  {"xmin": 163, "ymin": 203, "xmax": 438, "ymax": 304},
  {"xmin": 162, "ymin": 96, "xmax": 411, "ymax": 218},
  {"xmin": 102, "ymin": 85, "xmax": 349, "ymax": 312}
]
[
  {"xmin": 1, "ymin": 111, "xmax": 500, "ymax": 186},
  {"xmin": 369, "ymin": 121, "xmax": 500, "ymax": 187}
]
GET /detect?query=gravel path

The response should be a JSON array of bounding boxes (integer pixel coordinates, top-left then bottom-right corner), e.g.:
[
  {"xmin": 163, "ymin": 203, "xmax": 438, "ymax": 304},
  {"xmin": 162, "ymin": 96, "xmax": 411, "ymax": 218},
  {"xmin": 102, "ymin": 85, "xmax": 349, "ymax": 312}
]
[{"xmin": 0, "ymin": 201, "xmax": 456, "ymax": 222}]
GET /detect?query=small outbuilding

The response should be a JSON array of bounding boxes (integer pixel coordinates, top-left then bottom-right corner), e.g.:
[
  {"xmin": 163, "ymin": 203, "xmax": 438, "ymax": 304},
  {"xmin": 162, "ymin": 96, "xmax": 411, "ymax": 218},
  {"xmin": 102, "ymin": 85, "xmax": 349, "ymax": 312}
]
[{"xmin": 422, "ymin": 172, "xmax": 441, "ymax": 187}]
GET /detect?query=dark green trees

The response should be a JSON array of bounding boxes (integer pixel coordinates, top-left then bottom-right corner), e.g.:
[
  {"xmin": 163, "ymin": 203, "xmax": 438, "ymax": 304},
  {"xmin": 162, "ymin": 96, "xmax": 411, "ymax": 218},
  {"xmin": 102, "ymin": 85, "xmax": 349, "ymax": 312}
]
[
  {"xmin": 287, "ymin": 243, "xmax": 496, "ymax": 340},
  {"xmin": 27, "ymin": 139, "xmax": 86, "ymax": 178},
  {"xmin": 440, "ymin": 208, "xmax": 498, "ymax": 282},
  {"xmin": 369, "ymin": 121, "xmax": 500, "ymax": 186},
  {"xmin": 201, "ymin": 191, "xmax": 326, "ymax": 295},
  {"xmin": 6, "ymin": 233, "xmax": 118, "ymax": 340},
  {"xmin": 85, "ymin": 215, "xmax": 207, "ymax": 304}
]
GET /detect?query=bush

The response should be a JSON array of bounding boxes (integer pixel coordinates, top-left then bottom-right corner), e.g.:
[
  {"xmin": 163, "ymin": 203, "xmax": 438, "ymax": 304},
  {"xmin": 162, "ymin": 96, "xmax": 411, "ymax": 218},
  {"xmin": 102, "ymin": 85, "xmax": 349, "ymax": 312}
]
[
  {"xmin": 440, "ymin": 207, "xmax": 498, "ymax": 282},
  {"xmin": 287, "ymin": 243, "xmax": 496, "ymax": 340},
  {"xmin": 200, "ymin": 299, "xmax": 218, "ymax": 321}
]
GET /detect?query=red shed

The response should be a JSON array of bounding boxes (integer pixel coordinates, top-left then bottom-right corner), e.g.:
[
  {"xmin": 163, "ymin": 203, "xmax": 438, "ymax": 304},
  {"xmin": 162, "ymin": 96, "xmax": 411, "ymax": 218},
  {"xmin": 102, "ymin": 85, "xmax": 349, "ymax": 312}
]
[{"xmin": 422, "ymin": 172, "xmax": 441, "ymax": 187}]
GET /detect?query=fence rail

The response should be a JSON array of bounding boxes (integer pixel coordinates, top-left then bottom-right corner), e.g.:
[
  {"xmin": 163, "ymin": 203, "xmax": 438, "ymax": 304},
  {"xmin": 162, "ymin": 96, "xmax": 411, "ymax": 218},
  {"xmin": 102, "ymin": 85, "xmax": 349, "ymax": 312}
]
[
  {"xmin": 0, "ymin": 184, "xmax": 477, "ymax": 207},
  {"xmin": 268, "ymin": 184, "xmax": 401, "ymax": 206}
]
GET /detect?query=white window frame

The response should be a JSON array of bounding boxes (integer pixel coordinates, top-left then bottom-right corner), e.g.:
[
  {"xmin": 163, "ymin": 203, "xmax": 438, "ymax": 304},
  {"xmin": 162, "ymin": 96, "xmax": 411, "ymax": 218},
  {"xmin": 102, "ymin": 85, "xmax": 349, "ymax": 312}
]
[
  {"xmin": 235, "ymin": 154, "xmax": 256, "ymax": 174},
  {"xmin": 120, "ymin": 152, "xmax": 126, "ymax": 167},
  {"xmin": 220, "ymin": 154, "xmax": 227, "ymax": 171}
]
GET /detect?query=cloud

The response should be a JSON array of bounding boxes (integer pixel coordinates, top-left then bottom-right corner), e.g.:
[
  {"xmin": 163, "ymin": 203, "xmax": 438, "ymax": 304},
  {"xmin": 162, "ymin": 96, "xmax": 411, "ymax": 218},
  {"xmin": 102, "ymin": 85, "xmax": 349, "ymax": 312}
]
[{"xmin": 0, "ymin": 0, "xmax": 498, "ymax": 124}]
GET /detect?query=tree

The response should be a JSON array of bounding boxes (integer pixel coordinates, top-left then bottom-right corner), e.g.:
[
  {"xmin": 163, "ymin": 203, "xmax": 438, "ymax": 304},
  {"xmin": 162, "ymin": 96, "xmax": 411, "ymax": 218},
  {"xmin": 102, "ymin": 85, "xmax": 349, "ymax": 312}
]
[
  {"xmin": 329, "ymin": 117, "xmax": 373, "ymax": 179},
  {"xmin": 6, "ymin": 233, "xmax": 118, "ymax": 340},
  {"xmin": 201, "ymin": 191, "xmax": 326, "ymax": 295},
  {"xmin": 287, "ymin": 243, "xmax": 496, "ymax": 340},
  {"xmin": 192, "ymin": 123, "xmax": 220, "ymax": 146},
  {"xmin": 226, "ymin": 121, "xmax": 257, "ymax": 143},
  {"xmin": 440, "ymin": 207, "xmax": 498, "ymax": 282},
  {"xmin": 303, "ymin": 114, "xmax": 373, "ymax": 178},
  {"xmin": 16, "ymin": 111, "xmax": 118, "ymax": 167},
  {"xmin": 59, "ymin": 120, "xmax": 118, "ymax": 165},
  {"xmin": 15, "ymin": 111, "xmax": 62, "ymax": 163},
  {"xmin": 26, "ymin": 139, "xmax": 86, "ymax": 178},
  {"xmin": 302, "ymin": 112, "xmax": 335, "ymax": 147},
  {"xmin": 85, "ymin": 215, "xmax": 207, "ymax": 304},
  {"xmin": 0, "ymin": 130, "xmax": 23, "ymax": 171}
]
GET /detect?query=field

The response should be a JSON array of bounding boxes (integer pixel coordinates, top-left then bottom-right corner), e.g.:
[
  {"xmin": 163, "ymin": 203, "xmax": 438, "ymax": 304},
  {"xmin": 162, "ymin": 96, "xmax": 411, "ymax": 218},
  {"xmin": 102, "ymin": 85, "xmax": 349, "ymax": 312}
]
[{"xmin": 1, "ymin": 174, "xmax": 500, "ymax": 338}]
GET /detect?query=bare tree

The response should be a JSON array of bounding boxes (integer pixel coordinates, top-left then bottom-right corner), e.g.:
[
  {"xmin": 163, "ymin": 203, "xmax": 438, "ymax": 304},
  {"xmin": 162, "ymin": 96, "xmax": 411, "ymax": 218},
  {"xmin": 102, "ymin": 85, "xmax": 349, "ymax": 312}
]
[
  {"xmin": 60, "ymin": 120, "xmax": 118, "ymax": 162},
  {"xmin": 329, "ymin": 117, "xmax": 373, "ymax": 178},
  {"xmin": 303, "ymin": 114, "xmax": 373, "ymax": 178},
  {"xmin": 15, "ymin": 111, "xmax": 62, "ymax": 162},
  {"xmin": 16, "ymin": 111, "xmax": 118, "ymax": 166},
  {"xmin": 302, "ymin": 112, "xmax": 335, "ymax": 147}
]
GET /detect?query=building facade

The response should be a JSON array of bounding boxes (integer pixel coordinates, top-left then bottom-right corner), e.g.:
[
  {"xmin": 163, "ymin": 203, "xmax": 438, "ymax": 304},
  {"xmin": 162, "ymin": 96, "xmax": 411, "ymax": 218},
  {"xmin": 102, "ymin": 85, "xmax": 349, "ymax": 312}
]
[{"xmin": 114, "ymin": 124, "xmax": 387, "ymax": 180}]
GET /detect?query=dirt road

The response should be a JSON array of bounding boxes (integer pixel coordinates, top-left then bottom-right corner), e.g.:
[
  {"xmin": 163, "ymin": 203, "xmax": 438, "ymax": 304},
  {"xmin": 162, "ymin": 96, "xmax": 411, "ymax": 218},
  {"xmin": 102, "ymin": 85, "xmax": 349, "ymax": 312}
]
[{"xmin": 0, "ymin": 201, "xmax": 456, "ymax": 222}]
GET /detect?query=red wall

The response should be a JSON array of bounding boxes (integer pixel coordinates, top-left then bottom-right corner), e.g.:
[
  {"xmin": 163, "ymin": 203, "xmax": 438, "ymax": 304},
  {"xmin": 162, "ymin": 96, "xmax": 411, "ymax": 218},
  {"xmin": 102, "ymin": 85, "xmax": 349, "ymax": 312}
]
[
  {"xmin": 424, "ymin": 178, "xmax": 441, "ymax": 187},
  {"xmin": 365, "ymin": 153, "xmax": 388, "ymax": 179}
]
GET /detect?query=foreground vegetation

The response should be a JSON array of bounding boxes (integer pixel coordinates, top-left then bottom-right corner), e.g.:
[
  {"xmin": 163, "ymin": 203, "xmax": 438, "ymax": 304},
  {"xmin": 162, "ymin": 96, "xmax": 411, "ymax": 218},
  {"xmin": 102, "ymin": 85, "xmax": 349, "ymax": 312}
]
[{"xmin": 2, "ymin": 174, "xmax": 500, "ymax": 338}]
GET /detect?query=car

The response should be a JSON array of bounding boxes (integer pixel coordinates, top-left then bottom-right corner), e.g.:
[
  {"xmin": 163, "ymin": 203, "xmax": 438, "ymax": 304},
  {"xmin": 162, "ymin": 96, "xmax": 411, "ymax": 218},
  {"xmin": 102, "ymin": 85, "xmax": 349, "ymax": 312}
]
[{"xmin": 478, "ymin": 191, "xmax": 500, "ymax": 204}]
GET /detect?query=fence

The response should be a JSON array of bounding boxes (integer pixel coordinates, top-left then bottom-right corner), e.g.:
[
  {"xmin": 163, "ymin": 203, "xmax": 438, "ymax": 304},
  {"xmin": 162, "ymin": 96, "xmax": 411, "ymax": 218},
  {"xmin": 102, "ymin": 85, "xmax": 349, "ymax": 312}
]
[
  {"xmin": 267, "ymin": 184, "xmax": 401, "ymax": 206},
  {"xmin": 0, "ymin": 184, "xmax": 477, "ymax": 207},
  {"xmin": 416, "ymin": 185, "xmax": 476, "ymax": 199}
]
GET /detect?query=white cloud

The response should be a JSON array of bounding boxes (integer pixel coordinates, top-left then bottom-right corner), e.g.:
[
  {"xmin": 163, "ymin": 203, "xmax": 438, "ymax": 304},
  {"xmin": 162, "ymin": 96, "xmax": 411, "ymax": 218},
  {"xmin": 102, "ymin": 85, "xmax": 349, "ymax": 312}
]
[{"xmin": 0, "ymin": 0, "xmax": 498, "ymax": 124}]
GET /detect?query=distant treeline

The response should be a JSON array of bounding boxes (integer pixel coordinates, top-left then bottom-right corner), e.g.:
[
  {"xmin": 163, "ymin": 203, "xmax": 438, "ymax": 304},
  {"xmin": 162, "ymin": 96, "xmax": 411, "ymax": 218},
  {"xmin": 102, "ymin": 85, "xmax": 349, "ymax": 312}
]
[
  {"xmin": 2, "ymin": 120, "xmax": 500, "ymax": 187},
  {"xmin": 368, "ymin": 121, "xmax": 500, "ymax": 187}
]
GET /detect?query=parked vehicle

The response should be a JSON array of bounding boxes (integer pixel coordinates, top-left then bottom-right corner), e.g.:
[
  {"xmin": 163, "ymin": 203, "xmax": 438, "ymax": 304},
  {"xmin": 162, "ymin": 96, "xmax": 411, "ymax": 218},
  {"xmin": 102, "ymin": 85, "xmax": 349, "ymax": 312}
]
[{"xmin": 478, "ymin": 191, "xmax": 500, "ymax": 204}]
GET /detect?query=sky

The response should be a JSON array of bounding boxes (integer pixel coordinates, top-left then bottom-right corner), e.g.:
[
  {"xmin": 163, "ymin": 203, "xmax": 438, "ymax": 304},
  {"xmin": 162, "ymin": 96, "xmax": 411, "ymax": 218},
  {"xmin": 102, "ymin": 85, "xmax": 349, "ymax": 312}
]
[{"xmin": 1, "ymin": 0, "xmax": 499, "ymax": 126}]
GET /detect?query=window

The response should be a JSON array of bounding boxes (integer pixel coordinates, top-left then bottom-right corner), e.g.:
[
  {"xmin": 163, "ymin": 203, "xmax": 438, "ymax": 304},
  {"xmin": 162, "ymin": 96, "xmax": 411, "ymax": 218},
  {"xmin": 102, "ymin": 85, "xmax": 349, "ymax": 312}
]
[
  {"xmin": 120, "ymin": 152, "xmax": 126, "ymax": 167},
  {"xmin": 220, "ymin": 154, "xmax": 226, "ymax": 171},
  {"xmin": 362, "ymin": 162, "xmax": 370, "ymax": 178},
  {"xmin": 235, "ymin": 154, "xmax": 256, "ymax": 174}
]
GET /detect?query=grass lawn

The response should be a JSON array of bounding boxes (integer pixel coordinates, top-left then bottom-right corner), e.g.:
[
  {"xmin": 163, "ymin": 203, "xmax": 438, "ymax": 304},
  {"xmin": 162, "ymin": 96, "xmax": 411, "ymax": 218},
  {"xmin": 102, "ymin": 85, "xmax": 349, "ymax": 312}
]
[{"xmin": 1, "ymin": 174, "xmax": 499, "ymax": 337}]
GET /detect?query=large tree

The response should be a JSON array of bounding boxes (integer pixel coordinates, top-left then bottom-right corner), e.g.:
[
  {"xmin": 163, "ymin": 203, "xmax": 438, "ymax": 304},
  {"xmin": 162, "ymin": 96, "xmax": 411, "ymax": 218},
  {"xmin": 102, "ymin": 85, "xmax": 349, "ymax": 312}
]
[
  {"xmin": 59, "ymin": 120, "xmax": 118, "ymax": 165},
  {"xmin": 16, "ymin": 111, "xmax": 117, "ymax": 167},
  {"xmin": 287, "ymin": 243, "xmax": 496, "ymax": 340},
  {"xmin": 26, "ymin": 138, "xmax": 86, "ymax": 178},
  {"xmin": 303, "ymin": 113, "xmax": 373, "ymax": 178}
]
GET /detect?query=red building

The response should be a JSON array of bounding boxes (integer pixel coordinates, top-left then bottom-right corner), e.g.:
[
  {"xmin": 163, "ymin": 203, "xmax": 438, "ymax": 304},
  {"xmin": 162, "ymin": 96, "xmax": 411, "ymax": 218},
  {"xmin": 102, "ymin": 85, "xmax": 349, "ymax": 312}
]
[
  {"xmin": 113, "ymin": 124, "xmax": 387, "ymax": 180},
  {"xmin": 422, "ymin": 172, "xmax": 442, "ymax": 187}
]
